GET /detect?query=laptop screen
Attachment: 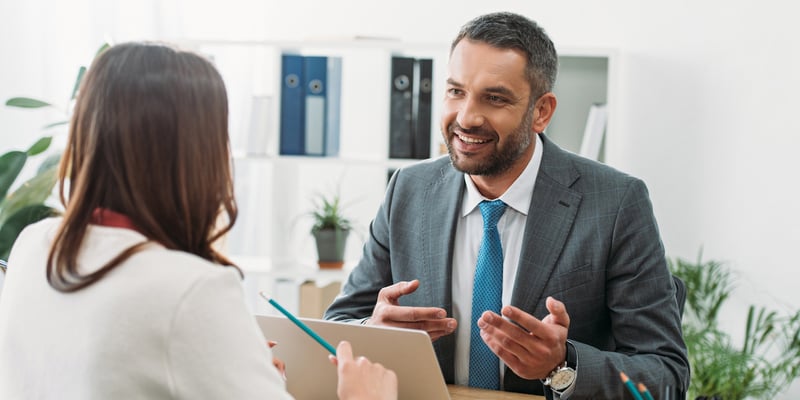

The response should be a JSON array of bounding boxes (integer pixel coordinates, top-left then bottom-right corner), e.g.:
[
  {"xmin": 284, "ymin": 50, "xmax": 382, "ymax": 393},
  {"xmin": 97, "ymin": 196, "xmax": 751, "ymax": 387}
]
[{"xmin": 255, "ymin": 315, "xmax": 451, "ymax": 400}]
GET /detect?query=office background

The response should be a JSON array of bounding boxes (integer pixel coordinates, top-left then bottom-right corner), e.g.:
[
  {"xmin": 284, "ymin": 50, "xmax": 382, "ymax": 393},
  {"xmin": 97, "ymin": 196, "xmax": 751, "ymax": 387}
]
[{"xmin": 2, "ymin": 0, "xmax": 798, "ymax": 397}]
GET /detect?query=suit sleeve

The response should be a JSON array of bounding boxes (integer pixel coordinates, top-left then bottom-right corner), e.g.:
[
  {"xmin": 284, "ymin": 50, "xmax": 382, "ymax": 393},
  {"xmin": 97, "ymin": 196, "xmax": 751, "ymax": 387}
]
[
  {"xmin": 566, "ymin": 179, "xmax": 689, "ymax": 399},
  {"xmin": 323, "ymin": 169, "xmax": 399, "ymax": 322}
]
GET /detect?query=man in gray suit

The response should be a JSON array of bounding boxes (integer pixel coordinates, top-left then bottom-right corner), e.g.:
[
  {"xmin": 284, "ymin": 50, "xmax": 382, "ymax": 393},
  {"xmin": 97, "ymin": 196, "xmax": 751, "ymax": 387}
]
[{"xmin": 325, "ymin": 12, "xmax": 689, "ymax": 399}]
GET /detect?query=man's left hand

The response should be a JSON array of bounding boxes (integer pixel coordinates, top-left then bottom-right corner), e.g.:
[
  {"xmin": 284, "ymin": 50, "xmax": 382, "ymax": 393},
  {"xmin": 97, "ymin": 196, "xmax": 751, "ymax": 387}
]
[{"xmin": 476, "ymin": 296, "xmax": 570, "ymax": 379}]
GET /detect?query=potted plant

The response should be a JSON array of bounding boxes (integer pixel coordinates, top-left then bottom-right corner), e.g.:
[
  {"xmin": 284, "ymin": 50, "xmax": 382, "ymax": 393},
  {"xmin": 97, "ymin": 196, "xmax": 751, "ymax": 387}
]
[
  {"xmin": 309, "ymin": 192, "xmax": 353, "ymax": 269},
  {"xmin": 670, "ymin": 253, "xmax": 800, "ymax": 400}
]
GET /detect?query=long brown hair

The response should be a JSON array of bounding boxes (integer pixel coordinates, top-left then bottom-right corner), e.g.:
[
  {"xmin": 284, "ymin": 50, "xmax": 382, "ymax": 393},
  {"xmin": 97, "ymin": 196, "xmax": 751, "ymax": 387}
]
[{"xmin": 47, "ymin": 42, "xmax": 238, "ymax": 292}]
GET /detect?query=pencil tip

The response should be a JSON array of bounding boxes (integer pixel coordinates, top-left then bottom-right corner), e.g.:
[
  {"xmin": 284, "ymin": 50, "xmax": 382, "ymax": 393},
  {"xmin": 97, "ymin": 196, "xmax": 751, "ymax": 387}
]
[
  {"xmin": 620, "ymin": 371, "xmax": 629, "ymax": 381},
  {"xmin": 637, "ymin": 382, "xmax": 647, "ymax": 391}
]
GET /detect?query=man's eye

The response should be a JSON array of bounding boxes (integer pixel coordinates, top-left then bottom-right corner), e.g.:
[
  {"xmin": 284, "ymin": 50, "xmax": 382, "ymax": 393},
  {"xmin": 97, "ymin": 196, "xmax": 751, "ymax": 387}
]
[
  {"xmin": 447, "ymin": 88, "xmax": 463, "ymax": 96},
  {"xmin": 487, "ymin": 95, "xmax": 507, "ymax": 104}
]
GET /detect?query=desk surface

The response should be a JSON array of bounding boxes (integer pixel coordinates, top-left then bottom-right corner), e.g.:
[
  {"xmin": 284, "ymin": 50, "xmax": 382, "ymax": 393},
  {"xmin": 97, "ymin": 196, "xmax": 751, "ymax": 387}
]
[{"xmin": 447, "ymin": 385, "xmax": 544, "ymax": 399}]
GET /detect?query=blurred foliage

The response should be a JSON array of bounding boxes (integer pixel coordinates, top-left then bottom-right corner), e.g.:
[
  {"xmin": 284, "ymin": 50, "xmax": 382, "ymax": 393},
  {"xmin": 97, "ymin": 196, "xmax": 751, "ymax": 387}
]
[
  {"xmin": 0, "ymin": 43, "xmax": 109, "ymax": 262},
  {"xmin": 670, "ymin": 254, "xmax": 800, "ymax": 399}
]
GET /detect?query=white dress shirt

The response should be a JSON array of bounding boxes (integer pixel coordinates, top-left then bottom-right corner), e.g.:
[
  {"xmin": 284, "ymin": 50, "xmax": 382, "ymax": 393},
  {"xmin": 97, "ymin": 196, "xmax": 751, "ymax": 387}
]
[{"xmin": 453, "ymin": 134, "xmax": 544, "ymax": 386}]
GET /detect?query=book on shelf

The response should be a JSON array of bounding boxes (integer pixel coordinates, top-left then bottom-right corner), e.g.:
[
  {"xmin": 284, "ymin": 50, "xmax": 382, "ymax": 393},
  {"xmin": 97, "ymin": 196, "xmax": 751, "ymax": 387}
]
[{"xmin": 579, "ymin": 103, "xmax": 607, "ymax": 161}]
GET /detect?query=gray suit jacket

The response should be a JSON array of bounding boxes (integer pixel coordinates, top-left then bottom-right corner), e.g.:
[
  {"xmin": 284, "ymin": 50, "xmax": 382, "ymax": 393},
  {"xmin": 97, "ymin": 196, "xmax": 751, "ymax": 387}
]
[{"xmin": 325, "ymin": 135, "xmax": 689, "ymax": 398}]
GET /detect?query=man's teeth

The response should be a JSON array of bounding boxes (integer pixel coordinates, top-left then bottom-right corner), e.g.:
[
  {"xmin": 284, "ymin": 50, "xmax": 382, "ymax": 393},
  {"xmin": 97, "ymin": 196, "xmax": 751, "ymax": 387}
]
[{"xmin": 457, "ymin": 134, "xmax": 489, "ymax": 144}]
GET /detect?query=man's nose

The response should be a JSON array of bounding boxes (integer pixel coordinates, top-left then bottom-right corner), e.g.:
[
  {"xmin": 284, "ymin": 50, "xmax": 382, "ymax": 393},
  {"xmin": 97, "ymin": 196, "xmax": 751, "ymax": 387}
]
[{"xmin": 455, "ymin": 97, "xmax": 485, "ymax": 130}]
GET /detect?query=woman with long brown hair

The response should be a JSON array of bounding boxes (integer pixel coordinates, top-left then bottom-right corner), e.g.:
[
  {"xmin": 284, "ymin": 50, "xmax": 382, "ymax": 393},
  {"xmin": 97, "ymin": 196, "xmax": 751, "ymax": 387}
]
[{"xmin": 0, "ymin": 42, "xmax": 396, "ymax": 400}]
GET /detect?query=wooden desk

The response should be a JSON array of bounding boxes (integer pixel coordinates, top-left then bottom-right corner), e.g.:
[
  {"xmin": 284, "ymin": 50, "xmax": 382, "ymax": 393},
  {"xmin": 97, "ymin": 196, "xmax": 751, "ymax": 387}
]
[{"xmin": 447, "ymin": 385, "xmax": 545, "ymax": 399}]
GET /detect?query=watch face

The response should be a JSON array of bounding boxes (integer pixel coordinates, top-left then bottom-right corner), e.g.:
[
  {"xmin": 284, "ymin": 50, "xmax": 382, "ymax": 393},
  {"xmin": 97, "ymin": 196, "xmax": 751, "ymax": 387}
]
[{"xmin": 551, "ymin": 368, "xmax": 576, "ymax": 391}]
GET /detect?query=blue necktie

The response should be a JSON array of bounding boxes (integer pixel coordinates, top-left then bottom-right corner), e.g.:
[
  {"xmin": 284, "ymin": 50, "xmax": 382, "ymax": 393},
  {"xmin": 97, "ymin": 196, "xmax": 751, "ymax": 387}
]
[{"xmin": 469, "ymin": 199, "xmax": 507, "ymax": 390}]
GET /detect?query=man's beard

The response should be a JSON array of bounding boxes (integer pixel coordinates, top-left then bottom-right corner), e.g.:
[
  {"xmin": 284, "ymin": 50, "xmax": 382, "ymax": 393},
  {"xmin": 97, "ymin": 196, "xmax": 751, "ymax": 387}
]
[{"xmin": 444, "ymin": 108, "xmax": 535, "ymax": 176}]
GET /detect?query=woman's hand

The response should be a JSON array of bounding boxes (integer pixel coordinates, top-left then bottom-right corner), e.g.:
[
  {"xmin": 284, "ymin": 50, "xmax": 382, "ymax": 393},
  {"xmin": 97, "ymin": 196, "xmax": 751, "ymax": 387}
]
[
  {"xmin": 329, "ymin": 341, "xmax": 397, "ymax": 400},
  {"xmin": 267, "ymin": 340, "xmax": 286, "ymax": 380}
]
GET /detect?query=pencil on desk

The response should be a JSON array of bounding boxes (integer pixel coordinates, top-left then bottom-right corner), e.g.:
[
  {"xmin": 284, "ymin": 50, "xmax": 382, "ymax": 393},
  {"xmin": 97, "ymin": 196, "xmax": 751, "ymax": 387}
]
[
  {"xmin": 637, "ymin": 382, "xmax": 655, "ymax": 400},
  {"xmin": 259, "ymin": 292, "xmax": 337, "ymax": 356},
  {"xmin": 620, "ymin": 372, "xmax": 644, "ymax": 400}
]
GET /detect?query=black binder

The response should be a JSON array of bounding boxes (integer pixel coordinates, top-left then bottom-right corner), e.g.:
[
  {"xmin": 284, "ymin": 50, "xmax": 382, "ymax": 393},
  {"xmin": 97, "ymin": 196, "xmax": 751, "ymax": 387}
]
[
  {"xmin": 389, "ymin": 56, "xmax": 415, "ymax": 159},
  {"xmin": 413, "ymin": 58, "xmax": 433, "ymax": 159}
]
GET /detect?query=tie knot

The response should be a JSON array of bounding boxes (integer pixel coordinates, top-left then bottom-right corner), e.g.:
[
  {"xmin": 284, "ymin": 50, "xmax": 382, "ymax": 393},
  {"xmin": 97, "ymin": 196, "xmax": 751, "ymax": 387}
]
[{"xmin": 479, "ymin": 200, "xmax": 506, "ymax": 229}]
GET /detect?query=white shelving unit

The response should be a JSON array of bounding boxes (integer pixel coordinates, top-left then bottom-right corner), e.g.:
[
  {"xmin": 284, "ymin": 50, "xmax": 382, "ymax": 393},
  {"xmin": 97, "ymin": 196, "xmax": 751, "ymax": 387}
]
[
  {"xmin": 548, "ymin": 47, "xmax": 617, "ymax": 162},
  {"xmin": 182, "ymin": 39, "xmax": 617, "ymax": 313},
  {"xmin": 183, "ymin": 39, "xmax": 449, "ymax": 268}
]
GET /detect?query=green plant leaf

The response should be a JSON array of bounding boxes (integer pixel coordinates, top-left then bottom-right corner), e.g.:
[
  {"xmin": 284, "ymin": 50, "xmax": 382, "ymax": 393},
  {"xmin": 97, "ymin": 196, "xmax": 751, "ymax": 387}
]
[
  {"xmin": 672, "ymin": 253, "xmax": 800, "ymax": 400},
  {"xmin": 26, "ymin": 136, "xmax": 52, "ymax": 156},
  {"xmin": 0, "ymin": 203, "xmax": 57, "ymax": 260},
  {"xmin": 5, "ymin": 97, "xmax": 52, "ymax": 108},
  {"xmin": 37, "ymin": 153, "xmax": 61, "ymax": 175},
  {"xmin": 70, "ymin": 66, "xmax": 86, "ymax": 100},
  {"xmin": 0, "ymin": 151, "xmax": 27, "ymax": 200},
  {"xmin": 0, "ymin": 164, "xmax": 58, "ymax": 226},
  {"xmin": 43, "ymin": 121, "xmax": 68, "ymax": 129},
  {"xmin": 309, "ymin": 192, "xmax": 352, "ymax": 233},
  {"xmin": 95, "ymin": 42, "xmax": 111, "ymax": 58}
]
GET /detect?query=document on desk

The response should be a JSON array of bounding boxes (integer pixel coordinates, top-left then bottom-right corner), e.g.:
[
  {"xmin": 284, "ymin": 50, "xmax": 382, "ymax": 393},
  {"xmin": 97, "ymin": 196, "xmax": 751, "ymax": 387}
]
[{"xmin": 256, "ymin": 315, "xmax": 451, "ymax": 400}]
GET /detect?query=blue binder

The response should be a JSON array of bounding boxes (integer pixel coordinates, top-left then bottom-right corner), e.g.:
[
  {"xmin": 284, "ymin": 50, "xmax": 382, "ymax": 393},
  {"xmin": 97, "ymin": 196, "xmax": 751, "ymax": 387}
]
[
  {"xmin": 280, "ymin": 54, "xmax": 306, "ymax": 155},
  {"xmin": 302, "ymin": 56, "xmax": 342, "ymax": 157},
  {"xmin": 325, "ymin": 57, "xmax": 342, "ymax": 157},
  {"xmin": 303, "ymin": 56, "xmax": 327, "ymax": 156}
]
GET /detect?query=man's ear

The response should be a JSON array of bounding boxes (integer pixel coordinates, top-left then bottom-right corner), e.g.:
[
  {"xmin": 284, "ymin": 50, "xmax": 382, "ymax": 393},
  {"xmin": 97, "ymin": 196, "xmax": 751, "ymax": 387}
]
[{"xmin": 531, "ymin": 92, "xmax": 557, "ymax": 133}]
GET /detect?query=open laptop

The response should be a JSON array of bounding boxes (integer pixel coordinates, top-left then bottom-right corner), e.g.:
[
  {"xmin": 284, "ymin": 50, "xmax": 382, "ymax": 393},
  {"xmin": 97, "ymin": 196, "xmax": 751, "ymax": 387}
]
[{"xmin": 256, "ymin": 315, "xmax": 451, "ymax": 400}]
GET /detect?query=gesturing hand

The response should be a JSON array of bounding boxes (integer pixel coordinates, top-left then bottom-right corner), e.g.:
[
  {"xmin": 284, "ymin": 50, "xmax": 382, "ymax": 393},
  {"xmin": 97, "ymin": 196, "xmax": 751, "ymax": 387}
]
[
  {"xmin": 476, "ymin": 297, "xmax": 570, "ymax": 379},
  {"xmin": 367, "ymin": 280, "xmax": 457, "ymax": 341}
]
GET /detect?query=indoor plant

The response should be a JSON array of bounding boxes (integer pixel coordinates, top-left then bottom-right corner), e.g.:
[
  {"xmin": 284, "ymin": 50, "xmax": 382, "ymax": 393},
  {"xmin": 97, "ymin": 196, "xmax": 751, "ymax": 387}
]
[
  {"xmin": 0, "ymin": 136, "xmax": 60, "ymax": 261},
  {"xmin": 670, "ymin": 253, "xmax": 800, "ymax": 400},
  {"xmin": 0, "ymin": 43, "xmax": 108, "ymax": 263},
  {"xmin": 309, "ymin": 192, "xmax": 353, "ymax": 269}
]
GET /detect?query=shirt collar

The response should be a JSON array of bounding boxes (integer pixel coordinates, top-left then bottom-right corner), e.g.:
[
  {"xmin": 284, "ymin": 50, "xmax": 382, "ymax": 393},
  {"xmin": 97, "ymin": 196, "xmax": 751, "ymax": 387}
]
[{"xmin": 462, "ymin": 133, "xmax": 543, "ymax": 217}]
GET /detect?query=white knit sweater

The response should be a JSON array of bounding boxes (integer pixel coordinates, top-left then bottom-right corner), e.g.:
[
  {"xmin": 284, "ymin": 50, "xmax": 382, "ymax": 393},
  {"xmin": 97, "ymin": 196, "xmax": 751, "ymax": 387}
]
[{"xmin": 0, "ymin": 218, "xmax": 292, "ymax": 399}]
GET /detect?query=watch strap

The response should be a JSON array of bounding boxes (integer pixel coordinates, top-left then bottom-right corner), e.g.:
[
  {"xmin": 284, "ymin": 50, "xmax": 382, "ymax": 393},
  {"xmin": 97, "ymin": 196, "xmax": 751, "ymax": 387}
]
[{"xmin": 548, "ymin": 341, "xmax": 578, "ymax": 399}]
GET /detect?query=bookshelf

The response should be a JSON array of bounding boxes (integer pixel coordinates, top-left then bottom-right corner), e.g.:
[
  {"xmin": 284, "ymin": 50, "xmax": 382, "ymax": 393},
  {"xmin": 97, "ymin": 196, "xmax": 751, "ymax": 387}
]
[
  {"xmin": 547, "ymin": 48, "xmax": 616, "ymax": 162},
  {"xmin": 181, "ymin": 39, "xmax": 616, "ymax": 313},
  {"xmin": 183, "ymin": 39, "xmax": 449, "ymax": 267}
]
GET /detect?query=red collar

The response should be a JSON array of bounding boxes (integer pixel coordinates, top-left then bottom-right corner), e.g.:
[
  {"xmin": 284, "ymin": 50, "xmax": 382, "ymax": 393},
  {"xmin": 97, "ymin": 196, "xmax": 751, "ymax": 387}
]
[{"xmin": 91, "ymin": 208, "xmax": 142, "ymax": 234}]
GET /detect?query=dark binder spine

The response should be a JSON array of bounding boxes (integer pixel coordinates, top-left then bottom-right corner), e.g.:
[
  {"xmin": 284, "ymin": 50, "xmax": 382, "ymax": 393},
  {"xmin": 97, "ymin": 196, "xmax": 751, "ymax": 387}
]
[
  {"xmin": 413, "ymin": 58, "xmax": 433, "ymax": 159},
  {"xmin": 388, "ymin": 56, "xmax": 415, "ymax": 159},
  {"xmin": 279, "ymin": 54, "xmax": 306, "ymax": 155}
]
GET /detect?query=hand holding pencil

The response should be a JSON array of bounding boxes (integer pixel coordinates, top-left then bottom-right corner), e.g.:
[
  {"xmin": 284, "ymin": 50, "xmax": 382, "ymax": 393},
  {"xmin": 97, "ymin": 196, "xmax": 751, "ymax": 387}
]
[{"xmin": 260, "ymin": 293, "xmax": 398, "ymax": 400}]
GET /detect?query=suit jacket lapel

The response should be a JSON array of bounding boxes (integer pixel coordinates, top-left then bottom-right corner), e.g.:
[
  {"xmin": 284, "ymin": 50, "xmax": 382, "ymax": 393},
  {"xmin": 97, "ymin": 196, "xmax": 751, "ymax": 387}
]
[
  {"xmin": 421, "ymin": 159, "xmax": 464, "ymax": 312},
  {"xmin": 510, "ymin": 135, "xmax": 582, "ymax": 318},
  {"xmin": 421, "ymin": 158, "xmax": 464, "ymax": 382}
]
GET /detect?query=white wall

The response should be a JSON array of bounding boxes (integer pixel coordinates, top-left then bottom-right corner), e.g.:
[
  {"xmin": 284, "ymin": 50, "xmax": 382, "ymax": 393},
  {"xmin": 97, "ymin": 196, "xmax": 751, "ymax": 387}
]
[{"xmin": 3, "ymin": 0, "xmax": 799, "ymax": 396}]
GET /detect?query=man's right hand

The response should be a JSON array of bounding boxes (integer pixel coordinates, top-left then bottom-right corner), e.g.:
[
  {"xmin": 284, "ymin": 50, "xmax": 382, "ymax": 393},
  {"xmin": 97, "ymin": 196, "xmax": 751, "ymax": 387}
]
[{"xmin": 366, "ymin": 280, "xmax": 457, "ymax": 341}]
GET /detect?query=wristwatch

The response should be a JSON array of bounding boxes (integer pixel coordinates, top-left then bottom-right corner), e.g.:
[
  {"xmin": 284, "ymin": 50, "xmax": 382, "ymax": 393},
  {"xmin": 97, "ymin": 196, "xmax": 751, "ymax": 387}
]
[
  {"xmin": 542, "ymin": 341, "xmax": 578, "ymax": 399},
  {"xmin": 543, "ymin": 361, "xmax": 576, "ymax": 394}
]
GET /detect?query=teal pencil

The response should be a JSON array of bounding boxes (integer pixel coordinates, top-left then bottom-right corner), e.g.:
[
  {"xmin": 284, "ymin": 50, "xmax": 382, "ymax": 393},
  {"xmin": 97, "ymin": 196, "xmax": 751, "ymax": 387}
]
[
  {"xmin": 637, "ymin": 382, "xmax": 655, "ymax": 400},
  {"xmin": 619, "ymin": 372, "xmax": 644, "ymax": 400},
  {"xmin": 260, "ymin": 292, "xmax": 337, "ymax": 355}
]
